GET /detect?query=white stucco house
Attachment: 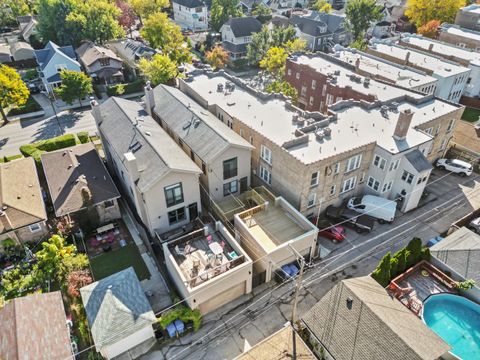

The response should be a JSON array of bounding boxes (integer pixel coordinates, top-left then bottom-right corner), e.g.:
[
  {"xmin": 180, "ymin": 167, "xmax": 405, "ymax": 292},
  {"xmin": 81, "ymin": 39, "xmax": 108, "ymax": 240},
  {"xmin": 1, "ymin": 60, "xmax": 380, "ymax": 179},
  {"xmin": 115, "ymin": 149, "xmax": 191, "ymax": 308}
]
[
  {"xmin": 91, "ymin": 96, "xmax": 203, "ymax": 237},
  {"xmin": 33, "ymin": 41, "xmax": 81, "ymax": 95},
  {"xmin": 80, "ymin": 268, "xmax": 157, "ymax": 359},
  {"xmin": 172, "ymin": 0, "xmax": 208, "ymax": 31}
]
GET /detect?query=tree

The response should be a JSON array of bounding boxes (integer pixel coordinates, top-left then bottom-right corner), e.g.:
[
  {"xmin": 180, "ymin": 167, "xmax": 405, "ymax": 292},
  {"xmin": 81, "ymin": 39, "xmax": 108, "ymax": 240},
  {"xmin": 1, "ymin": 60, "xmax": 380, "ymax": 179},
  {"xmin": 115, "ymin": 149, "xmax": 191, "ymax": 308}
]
[
  {"xmin": 405, "ymin": 237, "xmax": 423, "ymax": 267},
  {"xmin": 345, "ymin": 0, "xmax": 383, "ymax": 41},
  {"xmin": 265, "ymin": 80, "xmax": 298, "ymax": 102},
  {"xmin": 36, "ymin": 0, "xmax": 77, "ymax": 45},
  {"xmin": 129, "ymin": 0, "xmax": 169, "ymax": 23},
  {"xmin": 54, "ymin": 70, "xmax": 92, "ymax": 108},
  {"xmin": 390, "ymin": 256, "xmax": 399, "ymax": 279},
  {"xmin": 393, "ymin": 248, "xmax": 408, "ymax": 274},
  {"xmin": 116, "ymin": 0, "xmax": 136, "ymax": 33},
  {"xmin": 405, "ymin": 0, "xmax": 465, "ymax": 28},
  {"xmin": 252, "ymin": 3, "xmax": 272, "ymax": 24},
  {"xmin": 260, "ymin": 47, "xmax": 288, "ymax": 78},
  {"xmin": 141, "ymin": 12, "xmax": 191, "ymax": 64},
  {"xmin": 139, "ymin": 54, "xmax": 177, "ymax": 85},
  {"xmin": 67, "ymin": 269, "xmax": 93, "ymax": 298},
  {"xmin": 285, "ymin": 38, "xmax": 307, "ymax": 53},
  {"xmin": 371, "ymin": 252, "xmax": 391, "ymax": 287},
  {"xmin": 456, "ymin": 279, "xmax": 476, "ymax": 290},
  {"xmin": 0, "ymin": 65, "xmax": 29, "ymax": 122},
  {"xmin": 350, "ymin": 38, "xmax": 367, "ymax": 51},
  {"xmin": 312, "ymin": 0, "xmax": 332, "ymax": 13},
  {"xmin": 205, "ymin": 46, "xmax": 229, "ymax": 69},
  {"xmin": 210, "ymin": 0, "xmax": 242, "ymax": 32},
  {"xmin": 247, "ymin": 25, "xmax": 298, "ymax": 65},
  {"xmin": 417, "ymin": 19, "xmax": 441, "ymax": 38}
]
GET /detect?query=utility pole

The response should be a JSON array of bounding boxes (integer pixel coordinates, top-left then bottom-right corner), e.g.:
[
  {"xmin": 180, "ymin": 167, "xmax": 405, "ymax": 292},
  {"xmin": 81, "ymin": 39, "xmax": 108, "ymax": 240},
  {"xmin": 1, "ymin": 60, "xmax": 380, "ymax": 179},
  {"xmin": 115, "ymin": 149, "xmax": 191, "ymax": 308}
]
[{"xmin": 288, "ymin": 243, "xmax": 306, "ymax": 360}]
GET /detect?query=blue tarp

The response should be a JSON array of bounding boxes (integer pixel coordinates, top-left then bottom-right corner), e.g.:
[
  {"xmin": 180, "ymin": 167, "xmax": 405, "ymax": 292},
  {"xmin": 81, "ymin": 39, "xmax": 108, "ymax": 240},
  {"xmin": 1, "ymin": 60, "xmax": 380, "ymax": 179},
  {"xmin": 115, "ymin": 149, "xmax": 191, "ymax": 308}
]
[
  {"xmin": 289, "ymin": 264, "xmax": 299, "ymax": 276},
  {"xmin": 174, "ymin": 319, "xmax": 185, "ymax": 334},
  {"xmin": 281, "ymin": 265, "xmax": 293, "ymax": 277},
  {"xmin": 166, "ymin": 322, "xmax": 176, "ymax": 338}
]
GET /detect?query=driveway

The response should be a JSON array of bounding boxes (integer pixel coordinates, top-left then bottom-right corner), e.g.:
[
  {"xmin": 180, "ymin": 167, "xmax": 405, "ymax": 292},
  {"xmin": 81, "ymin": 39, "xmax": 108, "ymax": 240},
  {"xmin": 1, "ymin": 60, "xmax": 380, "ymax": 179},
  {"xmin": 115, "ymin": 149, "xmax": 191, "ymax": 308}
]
[{"xmin": 142, "ymin": 169, "xmax": 480, "ymax": 360}]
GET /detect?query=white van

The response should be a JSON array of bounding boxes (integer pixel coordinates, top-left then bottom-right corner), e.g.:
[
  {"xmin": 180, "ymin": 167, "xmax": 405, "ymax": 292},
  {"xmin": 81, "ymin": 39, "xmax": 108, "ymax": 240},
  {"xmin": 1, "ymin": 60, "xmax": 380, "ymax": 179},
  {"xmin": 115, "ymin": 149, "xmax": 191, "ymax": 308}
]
[{"xmin": 347, "ymin": 195, "xmax": 396, "ymax": 224}]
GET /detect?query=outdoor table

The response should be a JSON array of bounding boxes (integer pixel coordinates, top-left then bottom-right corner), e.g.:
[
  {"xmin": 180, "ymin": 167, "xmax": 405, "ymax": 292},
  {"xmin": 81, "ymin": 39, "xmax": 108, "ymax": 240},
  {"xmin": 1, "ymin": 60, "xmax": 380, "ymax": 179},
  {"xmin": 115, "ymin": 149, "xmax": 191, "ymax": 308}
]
[
  {"xmin": 209, "ymin": 241, "xmax": 223, "ymax": 255},
  {"xmin": 97, "ymin": 223, "xmax": 114, "ymax": 234}
]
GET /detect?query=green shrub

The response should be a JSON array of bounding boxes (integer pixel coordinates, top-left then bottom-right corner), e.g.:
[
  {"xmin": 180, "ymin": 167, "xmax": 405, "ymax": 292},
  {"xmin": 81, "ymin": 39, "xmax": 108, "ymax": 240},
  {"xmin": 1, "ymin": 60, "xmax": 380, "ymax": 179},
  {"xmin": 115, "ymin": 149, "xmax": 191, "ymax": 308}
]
[
  {"xmin": 106, "ymin": 79, "xmax": 144, "ymax": 96},
  {"xmin": 158, "ymin": 306, "xmax": 202, "ymax": 332},
  {"xmin": 406, "ymin": 237, "xmax": 423, "ymax": 267},
  {"xmin": 20, "ymin": 144, "xmax": 39, "ymax": 157},
  {"xmin": 371, "ymin": 252, "xmax": 391, "ymax": 287},
  {"xmin": 23, "ymin": 69, "xmax": 38, "ymax": 81},
  {"xmin": 7, "ymin": 96, "xmax": 42, "ymax": 116},
  {"xmin": 77, "ymin": 132, "xmax": 90, "ymax": 144},
  {"xmin": 390, "ymin": 257, "xmax": 399, "ymax": 279},
  {"xmin": 36, "ymin": 134, "xmax": 76, "ymax": 152},
  {"xmin": 393, "ymin": 248, "xmax": 408, "ymax": 274},
  {"xmin": 92, "ymin": 84, "xmax": 103, "ymax": 100},
  {"xmin": 421, "ymin": 247, "xmax": 431, "ymax": 261},
  {"xmin": 3, "ymin": 154, "xmax": 23, "ymax": 162}
]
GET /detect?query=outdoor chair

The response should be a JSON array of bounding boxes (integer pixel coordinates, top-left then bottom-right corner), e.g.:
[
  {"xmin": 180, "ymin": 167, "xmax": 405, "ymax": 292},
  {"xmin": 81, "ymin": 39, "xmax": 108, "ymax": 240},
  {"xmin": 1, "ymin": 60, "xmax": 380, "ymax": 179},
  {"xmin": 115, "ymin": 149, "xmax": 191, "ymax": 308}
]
[
  {"xmin": 175, "ymin": 245, "xmax": 185, "ymax": 256},
  {"xmin": 206, "ymin": 235, "xmax": 213, "ymax": 243}
]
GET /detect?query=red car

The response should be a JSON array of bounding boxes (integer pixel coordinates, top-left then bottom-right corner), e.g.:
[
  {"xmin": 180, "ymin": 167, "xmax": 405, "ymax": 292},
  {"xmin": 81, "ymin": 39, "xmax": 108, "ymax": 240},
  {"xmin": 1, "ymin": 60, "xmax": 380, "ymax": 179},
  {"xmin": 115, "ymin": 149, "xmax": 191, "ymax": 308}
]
[{"xmin": 317, "ymin": 220, "xmax": 346, "ymax": 243}]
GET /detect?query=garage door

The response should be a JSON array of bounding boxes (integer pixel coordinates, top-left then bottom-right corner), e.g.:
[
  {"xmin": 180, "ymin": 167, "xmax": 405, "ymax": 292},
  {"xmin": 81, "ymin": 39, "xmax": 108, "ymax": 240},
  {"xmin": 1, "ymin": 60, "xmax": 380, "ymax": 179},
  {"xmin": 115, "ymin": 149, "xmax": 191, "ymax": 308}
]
[{"xmin": 199, "ymin": 282, "xmax": 246, "ymax": 314}]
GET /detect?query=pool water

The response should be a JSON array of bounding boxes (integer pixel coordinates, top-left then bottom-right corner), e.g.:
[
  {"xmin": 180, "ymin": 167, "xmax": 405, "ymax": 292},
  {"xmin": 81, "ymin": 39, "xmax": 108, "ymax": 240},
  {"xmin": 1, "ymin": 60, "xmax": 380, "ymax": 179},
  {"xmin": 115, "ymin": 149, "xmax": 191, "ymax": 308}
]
[{"xmin": 422, "ymin": 294, "xmax": 480, "ymax": 360}]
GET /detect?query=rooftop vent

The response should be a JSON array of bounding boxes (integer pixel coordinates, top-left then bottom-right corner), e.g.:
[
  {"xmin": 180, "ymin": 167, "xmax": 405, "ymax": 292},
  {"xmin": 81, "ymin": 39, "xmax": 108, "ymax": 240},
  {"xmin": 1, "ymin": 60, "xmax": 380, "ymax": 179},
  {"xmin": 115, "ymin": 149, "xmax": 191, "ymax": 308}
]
[
  {"xmin": 324, "ymin": 127, "xmax": 332, "ymax": 137},
  {"xmin": 315, "ymin": 130, "xmax": 324, "ymax": 141},
  {"xmin": 217, "ymin": 83, "xmax": 224, "ymax": 92},
  {"xmin": 334, "ymin": 70, "xmax": 340, "ymax": 76}
]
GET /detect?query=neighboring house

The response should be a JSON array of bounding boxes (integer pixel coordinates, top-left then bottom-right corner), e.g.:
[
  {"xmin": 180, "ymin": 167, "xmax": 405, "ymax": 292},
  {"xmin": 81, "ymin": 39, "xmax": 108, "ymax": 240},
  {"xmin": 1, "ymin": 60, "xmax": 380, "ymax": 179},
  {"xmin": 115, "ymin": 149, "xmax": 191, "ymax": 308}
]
[
  {"xmin": 10, "ymin": 41, "xmax": 35, "ymax": 61},
  {"xmin": 34, "ymin": 41, "xmax": 81, "ymax": 95},
  {"xmin": 439, "ymin": 23, "xmax": 480, "ymax": 51},
  {"xmin": 367, "ymin": 40, "xmax": 471, "ymax": 103},
  {"xmin": 0, "ymin": 44, "xmax": 11, "ymax": 63},
  {"xmin": 455, "ymin": 4, "xmax": 480, "ymax": 31},
  {"xmin": 369, "ymin": 20, "xmax": 396, "ymax": 39},
  {"xmin": 105, "ymin": 39, "xmax": 157, "ymax": 80},
  {"xmin": 234, "ymin": 195, "xmax": 318, "ymax": 283},
  {"xmin": 91, "ymin": 96, "xmax": 203, "ymax": 236},
  {"xmin": 76, "ymin": 41, "xmax": 124, "ymax": 84},
  {"xmin": 163, "ymin": 221, "xmax": 253, "ymax": 313},
  {"xmin": 180, "ymin": 70, "xmax": 461, "ymax": 215},
  {"xmin": 301, "ymin": 276, "xmax": 451, "ymax": 360},
  {"xmin": 289, "ymin": 11, "xmax": 351, "ymax": 52},
  {"xmin": 17, "ymin": 15, "xmax": 38, "ymax": 42},
  {"xmin": 234, "ymin": 324, "xmax": 316, "ymax": 359},
  {"xmin": 236, "ymin": 0, "xmax": 262, "ymax": 14},
  {"xmin": 0, "ymin": 157, "xmax": 48, "ymax": 247},
  {"xmin": 220, "ymin": 17, "xmax": 262, "ymax": 60},
  {"xmin": 0, "ymin": 291, "xmax": 74, "ymax": 359},
  {"xmin": 172, "ymin": 0, "xmax": 208, "ymax": 31},
  {"xmin": 400, "ymin": 33, "xmax": 480, "ymax": 99},
  {"xmin": 41, "ymin": 143, "xmax": 121, "ymax": 223},
  {"xmin": 430, "ymin": 227, "xmax": 480, "ymax": 294},
  {"xmin": 145, "ymin": 84, "xmax": 254, "ymax": 202},
  {"xmin": 80, "ymin": 268, "xmax": 157, "ymax": 359},
  {"xmin": 333, "ymin": 46, "xmax": 438, "ymax": 94}
]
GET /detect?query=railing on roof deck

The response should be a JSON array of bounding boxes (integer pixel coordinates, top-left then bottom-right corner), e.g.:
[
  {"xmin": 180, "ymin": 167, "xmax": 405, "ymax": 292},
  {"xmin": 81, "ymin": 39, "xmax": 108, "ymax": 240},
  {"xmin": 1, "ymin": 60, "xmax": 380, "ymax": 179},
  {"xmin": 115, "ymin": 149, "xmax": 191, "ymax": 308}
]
[
  {"xmin": 238, "ymin": 204, "xmax": 266, "ymax": 220},
  {"xmin": 185, "ymin": 254, "xmax": 245, "ymax": 287},
  {"xmin": 168, "ymin": 228, "xmax": 205, "ymax": 249},
  {"xmin": 253, "ymin": 186, "xmax": 276, "ymax": 202}
]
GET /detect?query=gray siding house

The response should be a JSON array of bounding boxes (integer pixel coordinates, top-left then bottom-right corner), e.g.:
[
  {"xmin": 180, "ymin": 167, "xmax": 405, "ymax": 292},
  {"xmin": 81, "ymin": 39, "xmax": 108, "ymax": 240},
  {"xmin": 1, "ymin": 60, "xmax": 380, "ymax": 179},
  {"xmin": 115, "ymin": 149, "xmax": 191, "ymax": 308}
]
[{"xmin": 76, "ymin": 41, "xmax": 124, "ymax": 84}]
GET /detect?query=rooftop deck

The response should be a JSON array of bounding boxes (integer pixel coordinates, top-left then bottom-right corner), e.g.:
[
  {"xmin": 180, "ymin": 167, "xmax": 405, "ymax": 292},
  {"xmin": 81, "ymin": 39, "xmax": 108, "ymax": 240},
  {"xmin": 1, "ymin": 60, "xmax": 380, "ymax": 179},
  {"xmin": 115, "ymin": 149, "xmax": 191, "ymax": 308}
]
[
  {"xmin": 389, "ymin": 261, "xmax": 458, "ymax": 316},
  {"xmin": 238, "ymin": 203, "xmax": 307, "ymax": 251},
  {"xmin": 168, "ymin": 225, "xmax": 245, "ymax": 288}
]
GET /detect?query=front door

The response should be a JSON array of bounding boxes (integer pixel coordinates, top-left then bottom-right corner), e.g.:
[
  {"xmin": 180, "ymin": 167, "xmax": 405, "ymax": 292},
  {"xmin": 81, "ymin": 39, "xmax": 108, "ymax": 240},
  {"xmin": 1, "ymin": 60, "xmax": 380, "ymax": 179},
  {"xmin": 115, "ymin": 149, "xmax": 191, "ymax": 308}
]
[
  {"xmin": 188, "ymin": 203, "xmax": 198, "ymax": 221},
  {"xmin": 239, "ymin": 177, "xmax": 248, "ymax": 193}
]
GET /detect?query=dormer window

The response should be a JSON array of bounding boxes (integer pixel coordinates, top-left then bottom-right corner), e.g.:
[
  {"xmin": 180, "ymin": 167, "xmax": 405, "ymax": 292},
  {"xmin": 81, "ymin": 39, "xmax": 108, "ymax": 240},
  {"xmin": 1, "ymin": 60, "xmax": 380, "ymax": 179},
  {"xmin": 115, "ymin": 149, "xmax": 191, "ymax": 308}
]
[
  {"xmin": 99, "ymin": 58, "xmax": 110, "ymax": 66},
  {"xmin": 318, "ymin": 25, "xmax": 327, "ymax": 34}
]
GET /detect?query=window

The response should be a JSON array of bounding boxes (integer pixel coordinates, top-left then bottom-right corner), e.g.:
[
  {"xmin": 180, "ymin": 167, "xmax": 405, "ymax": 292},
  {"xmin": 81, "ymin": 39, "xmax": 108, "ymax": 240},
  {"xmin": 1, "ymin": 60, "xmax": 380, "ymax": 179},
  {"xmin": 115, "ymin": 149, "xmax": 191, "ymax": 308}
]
[
  {"xmin": 439, "ymin": 138, "xmax": 448, "ymax": 151},
  {"xmin": 104, "ymin": 200, "xmax": 115, "ymax": 208},
  {"xmin": 424, "ymin": 127, "xmax": 433, "ymax": 135},
  {"xmin": 334, "ymin": 162, "xmax": 340, "ymax": 174},
  {"xmin": 261, "ymin": 145, "xmax": 272, "ymax": 164},
  {"xmin": 223, "ymin": 157, "xmax": 238, "ymax": 179},
  {"xmin": 164, "ymin": 183, "xmax": 184, "ymax": 207},
  {"xmin": 435, "ymin": 125, "xmax": 441, "ymax": 135},
  {"xmin": 312, "ymin": 80, "xmax": 316, "ymax": 89},
  {"xmin": 341, "ymin": 176, "xmax": 356, "ymax": 193},
  {"xmin": 311, "ymin": 172, "xmax": 319, "ymax": 186},
  {"xmin": 296, "ymin": 72, "xmax": 300, "ymax": 79},
  {"xmin": 401, "ymin": 170, "xmax": 414, "ymax": 184},
  {"xmin": 322, "ymin": 84, "xmax": 326, "ymax": 96},
  {"xmin": 309, "ymin": 96, "xmax": 314, "ymax": 106},
  {"xmin": 29, "ymin": 223, "xmax": 41, "ymax": 232},
  {"xmin": 249, "ymin": 136, "xmax": 253, "ymax": 145},
  {"xmin": 260, "ymin": 166, "xmax": 271, "ymax": 185},
  {"xmin": 55, "ymin": 64, "xmax": 67, "ymax": 72},
  {"xmin": 367, "ymin": 176, "xmax": 380, "ymax": 191},
  {"xmin": 389, "ymin": 159, "xmax": 400, "ymax": 171},
  {"xmin": 346, "ymin": 154, "xmax": 362, "ymax": 172},
  {"xmin": 382, "ymin": 181, "xmax": 393, "ymax": 193},
  {"xmin": 223, "ymin": 180, "xmax": 238, "ymax": 196},
  {"xmin": 447, "ymin": 119, "xmax": 455, "ymax": 132},
  {"xmin": 99, "ymin": 58, "xmax": 110, "ymax": 66},
  {"xmin": 307, "ymin": 193, "xmax": 316, "ymax": 208},
  {"xmin": 329, "ymin": 184, "xmax": 336, "ymax": 196},
  {"xmin": 168, "ymin": 207, "xmax": 186, "ymax": 225},
  {"xmin": 373, "ymin": 155, "xmax": 387, "ymax": 170},
  {"xmin": 202, "ymin": 162, "xmax": 206, "ymax": 174},
  {"xmin": 240, "ymin": 128, "xmax": 244, "ymax": 137},
  {"xmin": 326, "ymin": 94, "xmax": 334, "ymax": 105},
  {"xmin": 287, "ymin": 69, "xmax": 292, "ymax": 76}
]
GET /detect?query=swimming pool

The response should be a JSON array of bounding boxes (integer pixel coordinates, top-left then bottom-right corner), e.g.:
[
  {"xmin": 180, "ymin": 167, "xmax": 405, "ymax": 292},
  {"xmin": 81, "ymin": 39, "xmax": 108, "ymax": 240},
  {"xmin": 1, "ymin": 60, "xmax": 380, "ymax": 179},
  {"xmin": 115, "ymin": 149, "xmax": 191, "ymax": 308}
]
[{"xmin": 422, "ymin": 294, "xmax": 480, "ymax": 360}]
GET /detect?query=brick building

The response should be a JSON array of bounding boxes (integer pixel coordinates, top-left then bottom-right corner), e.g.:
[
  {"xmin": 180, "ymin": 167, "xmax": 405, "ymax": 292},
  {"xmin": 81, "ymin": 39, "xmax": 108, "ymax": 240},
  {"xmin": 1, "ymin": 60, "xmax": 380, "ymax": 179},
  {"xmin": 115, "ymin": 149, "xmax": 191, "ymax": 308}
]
[{"xmin": 439, "ymin": 23, "xmax": 480, "ymax": 52}]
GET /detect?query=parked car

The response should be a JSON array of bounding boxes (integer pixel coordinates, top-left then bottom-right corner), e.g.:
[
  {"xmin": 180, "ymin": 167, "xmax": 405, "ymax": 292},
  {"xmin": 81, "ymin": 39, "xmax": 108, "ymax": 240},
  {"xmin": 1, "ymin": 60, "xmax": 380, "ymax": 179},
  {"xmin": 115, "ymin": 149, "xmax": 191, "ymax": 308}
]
[
  {"xmin": 325, "ymin": 205, "xmax": 375, "ymax": 233},
  {"xmin": 347, "ymin": 195, "xmax": 396, "ymax": 224},
  {"xmin": 468, "ymin": 216, "xmax": 480, "ymax": 233},
  {"xmin": 436, "ymin": 158, "xmax": 473, "ymax": 176},
  {"xmin": 317, "ymin": 219, "xmax": 346, "ymax": 243}
]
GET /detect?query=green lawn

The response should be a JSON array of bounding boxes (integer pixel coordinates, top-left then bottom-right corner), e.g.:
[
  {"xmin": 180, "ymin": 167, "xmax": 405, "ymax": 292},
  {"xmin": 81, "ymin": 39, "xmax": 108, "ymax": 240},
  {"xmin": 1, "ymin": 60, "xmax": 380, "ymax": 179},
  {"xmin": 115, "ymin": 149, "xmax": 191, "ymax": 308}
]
[
  {"xmin": 89, "ymin": 243, "xmax": 150, "ymax": 281},
  {"xmin": 461, "ymin": 107, "xmax": 480, "ymax": 123}
]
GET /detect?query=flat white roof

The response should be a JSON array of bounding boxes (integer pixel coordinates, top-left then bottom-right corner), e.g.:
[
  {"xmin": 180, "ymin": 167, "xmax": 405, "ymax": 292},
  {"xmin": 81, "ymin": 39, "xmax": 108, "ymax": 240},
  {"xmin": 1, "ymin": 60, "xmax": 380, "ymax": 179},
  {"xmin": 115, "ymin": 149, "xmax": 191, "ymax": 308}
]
[
  {"xmin": 401, "ymin": 34, "xmax": 480, "ymax": 67},
  {"xmin": 333, "ymin": 48, "xmax": 437, "ymax": 89},
  {"xmin": 369, "ymin": 41, "xmax": 471, "ymax": 77},
  {"xmin": 441, "ymin": 24, "xmax": 480, "ymax": 42},
  {"xmin": 292, "ymin": 54, "xmax": 424, "ymax": 101},
  {"xmin": 183, "ymin": 72, "xmax": 459, "ymax": 163},
  {"xmin": 461, "ymin": 4, "xmax": 480, "ymax": 14}
]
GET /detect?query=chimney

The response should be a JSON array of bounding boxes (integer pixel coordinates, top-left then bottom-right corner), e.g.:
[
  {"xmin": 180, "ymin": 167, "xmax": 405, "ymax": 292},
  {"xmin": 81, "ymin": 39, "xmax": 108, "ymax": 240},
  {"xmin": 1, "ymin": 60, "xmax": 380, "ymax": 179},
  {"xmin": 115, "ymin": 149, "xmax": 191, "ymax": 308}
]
[
  {"xmin": 144, "ymin": 81, "xmax": 154, "ymax": 116},
  {"xmin": 124, "ymin": 152, "xmax": 139, "ymax": 182},
  {"xmin": 355, "ymin": 58, "xmax": 360, "ymax": 72},
  {"xmin": 405, "ymin": 51, "xmax": 410, "ymax": 64},
  {"xmin": 393, "ymin": 109, "xmax": 414, "ymax": 141},
  {"xmin": 428, "ymin": 43, "xmax": 434, "ymax": 51},
  {"xmin": 90, "ymin": 98, "xmax": 101, "ymax": 125}
]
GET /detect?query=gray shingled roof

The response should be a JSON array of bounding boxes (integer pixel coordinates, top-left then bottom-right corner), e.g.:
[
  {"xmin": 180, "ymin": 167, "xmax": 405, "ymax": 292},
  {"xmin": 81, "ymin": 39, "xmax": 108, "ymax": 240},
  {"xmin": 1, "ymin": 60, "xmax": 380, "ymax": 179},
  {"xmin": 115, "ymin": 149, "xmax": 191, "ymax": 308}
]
[
  {"xmin": 431, "ymin": 227, "xmax": 480, "ymax": 284},
  {"xmin": 97, "ymin": 97, "xmax": 201, "ymax": 192},
  {"xmin": 405, "ymin": 149, "xmax": 433, "ymax": 173},
  {"xmin": 290, "ymin": 11, "xmax": 346, "ymax": 37},
  {"xmin": 223, "ymin": 17, "xmax": 262, "ymax": 38},
  {"xmin": 80, "ymin": 267, "xmax": 156, "ymax": 348},
  {"xmin": 151, "ymin": 85, "xmax": 253, "ymax": 164},
  {"xmin": 302, "ymin": 276, "xmax": 450, "ymax": 360}
]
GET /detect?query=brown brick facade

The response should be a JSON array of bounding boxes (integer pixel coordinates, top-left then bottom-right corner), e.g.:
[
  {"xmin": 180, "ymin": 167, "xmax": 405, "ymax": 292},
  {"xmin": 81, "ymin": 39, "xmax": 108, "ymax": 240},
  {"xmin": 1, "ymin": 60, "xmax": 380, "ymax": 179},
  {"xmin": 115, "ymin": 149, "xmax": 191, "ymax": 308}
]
[{"xmin": 438, "ymin": 31, "xmax": 480, "ymax": 51}]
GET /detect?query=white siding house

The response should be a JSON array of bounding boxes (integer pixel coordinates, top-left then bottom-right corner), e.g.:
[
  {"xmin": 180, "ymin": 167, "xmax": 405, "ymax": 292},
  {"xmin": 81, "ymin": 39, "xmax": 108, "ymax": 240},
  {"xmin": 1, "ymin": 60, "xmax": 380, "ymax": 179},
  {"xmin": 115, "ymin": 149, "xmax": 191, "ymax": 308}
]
[{"xmin": 172, "ymin": 0, "xmax": 208, "ymax": 31}]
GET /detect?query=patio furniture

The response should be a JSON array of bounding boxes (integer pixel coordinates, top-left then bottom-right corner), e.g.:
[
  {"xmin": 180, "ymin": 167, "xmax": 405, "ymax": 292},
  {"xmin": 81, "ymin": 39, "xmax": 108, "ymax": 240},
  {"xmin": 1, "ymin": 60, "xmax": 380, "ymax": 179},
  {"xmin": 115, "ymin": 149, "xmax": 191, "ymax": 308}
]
[
  {"xmin": 175, "ymin": 245, "xmax": 185, "ymax": 256},
  {"xmin": 96, "ymin": 234, "xmax": 102, "ymax": 241},
  {"xmin": 97, "ymin": 223, "xmax": 114, "ymax": 234},
  {"xmin": 209, "ymin": 242, "xmax": 223, "ymax": 255},
  {"xmin": 206, "ymin": 235, "xmax": 213, "ymax": 243},
  {"xmin": 166, "ymin": 323, "xmax": 176, "ymax": 338},
  {"xmin": 174, "ymin": 320, "xmax": 185, "ymax": 335},
  {"xmin": 113, "ymin": 228, "xmax": 120, "ymax": 235},
  {"xmin": 228, "ymin": 251, "xmax": 238, "ymax": 260},
  {"xmin": 119, "ymin": 239, "xmax": 127, "ymax": 247}
]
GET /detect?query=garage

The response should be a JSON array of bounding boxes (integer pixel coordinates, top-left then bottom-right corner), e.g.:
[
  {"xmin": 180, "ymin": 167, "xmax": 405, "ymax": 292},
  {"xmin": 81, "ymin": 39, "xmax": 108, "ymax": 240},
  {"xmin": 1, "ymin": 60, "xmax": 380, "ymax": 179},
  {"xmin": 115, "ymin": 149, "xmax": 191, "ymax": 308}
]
[{"xmin": 198, "ymin": 281, "xmax": 246, "ymax": 314}]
